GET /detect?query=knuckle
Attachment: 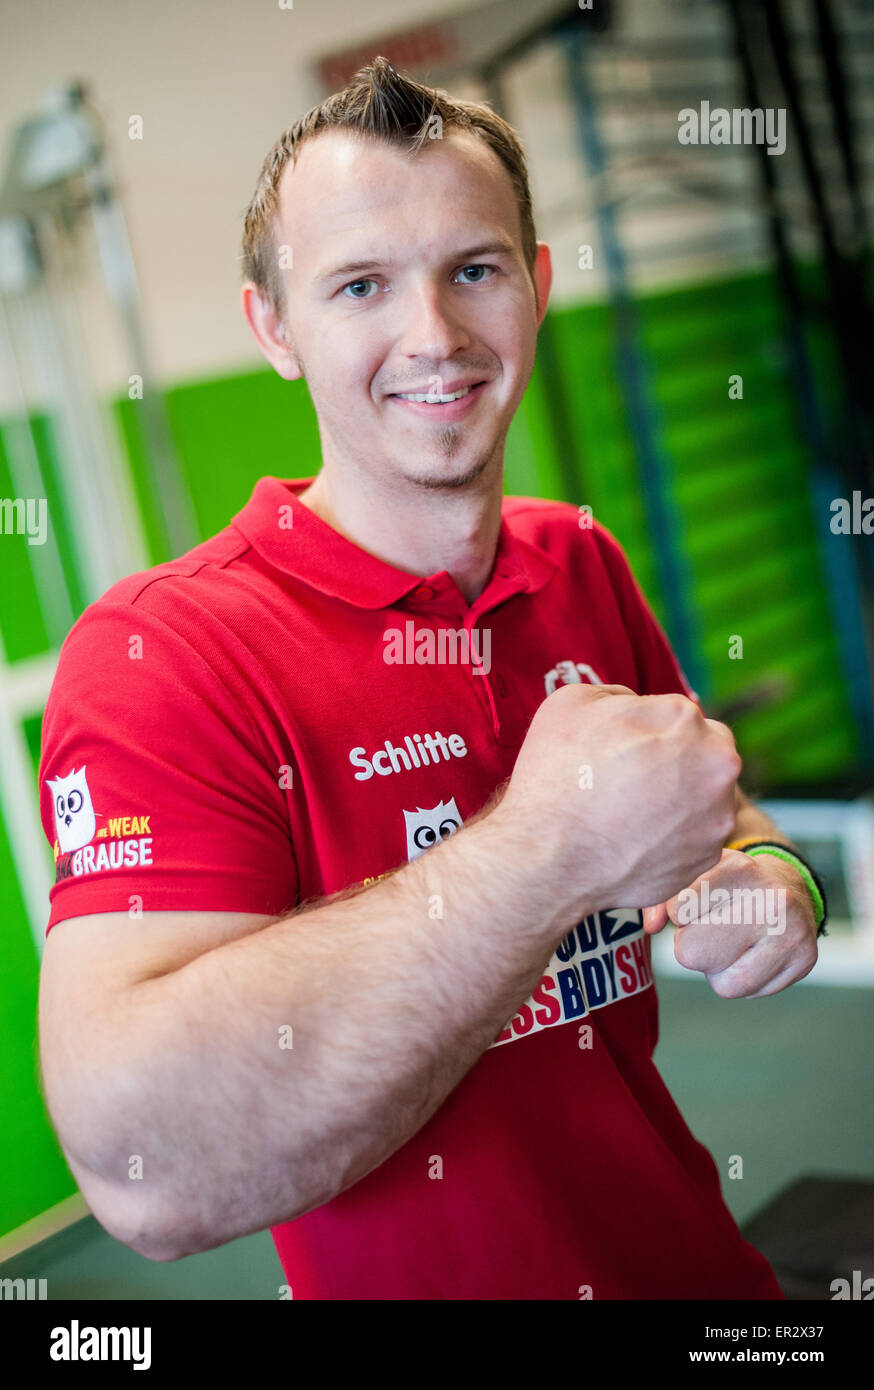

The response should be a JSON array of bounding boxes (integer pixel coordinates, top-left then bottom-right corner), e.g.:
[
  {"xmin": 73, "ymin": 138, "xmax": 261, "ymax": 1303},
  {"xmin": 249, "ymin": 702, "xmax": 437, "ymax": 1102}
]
[
  {"xmin": 715, "ymin": 731, "xmax": 739, "ymax": 759},
  {"xmin": 713, "ymin": 746, "xmax": 741, "ymax": 784},
  {"xmin": 546, "ymin": 681, "xmax": 578, "ymax": 704},
  {"xmin": 710, "ymin": 971, "xmax": 744, "ymax": 1000},
  {"xmin": 705, "ymin": 720, "xmax": 742, "ymax": 758},
  {"xmin": 665, "ymin": 692, "xmax": 694, "ymax": 717},
  {"xmin": 674, "ymin": 937, "xmax": 694, "ymax": 969}
]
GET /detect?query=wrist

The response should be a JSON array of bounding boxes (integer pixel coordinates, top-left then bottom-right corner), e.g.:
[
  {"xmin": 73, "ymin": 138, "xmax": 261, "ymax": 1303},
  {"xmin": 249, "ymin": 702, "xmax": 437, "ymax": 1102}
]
[
  {"xmin": 475, "ymin": 801, "xmax": 595, "ymax": 940},
  {"xmin": 726, "ymin": 838, "xmax": 828, "ymax": 936}
]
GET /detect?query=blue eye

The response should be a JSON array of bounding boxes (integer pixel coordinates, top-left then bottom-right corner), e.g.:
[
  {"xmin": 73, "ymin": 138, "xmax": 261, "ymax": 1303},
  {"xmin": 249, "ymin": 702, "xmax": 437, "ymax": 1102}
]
[
  {"xmin": 455, "ymin": 264, "xmax": 495, "ymax": 284},
  {"xmin": 342, "ymin": 278, "xmax": 378, "ymax": 299}
]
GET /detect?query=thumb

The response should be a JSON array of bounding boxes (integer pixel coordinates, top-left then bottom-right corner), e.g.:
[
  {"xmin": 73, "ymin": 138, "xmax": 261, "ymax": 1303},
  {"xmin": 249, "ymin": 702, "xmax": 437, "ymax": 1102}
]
[{"xmin": 642, "ymin": 903, "xmax": 669, "ymax": 933}]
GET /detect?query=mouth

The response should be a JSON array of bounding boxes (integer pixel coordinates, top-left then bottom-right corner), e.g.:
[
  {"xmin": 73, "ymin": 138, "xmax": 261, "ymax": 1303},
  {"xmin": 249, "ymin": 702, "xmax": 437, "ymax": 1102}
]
[{"xmin": 387, "ymin": 380, "xmax": 488, "ymax": 421}]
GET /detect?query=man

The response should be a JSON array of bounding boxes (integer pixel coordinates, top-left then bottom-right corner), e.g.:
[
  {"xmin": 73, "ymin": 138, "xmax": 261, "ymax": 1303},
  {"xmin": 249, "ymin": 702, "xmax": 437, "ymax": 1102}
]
[{"xmin": 38, "ymin": 59, "xmax": 824, "ymax": 1300}]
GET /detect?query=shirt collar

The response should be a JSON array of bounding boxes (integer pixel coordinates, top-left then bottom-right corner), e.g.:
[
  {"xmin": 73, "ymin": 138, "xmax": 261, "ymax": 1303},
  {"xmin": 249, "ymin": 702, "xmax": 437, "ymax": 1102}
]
[{"xmin": 231, "ymin": 475, "xmax": 558, "ymax": 611}]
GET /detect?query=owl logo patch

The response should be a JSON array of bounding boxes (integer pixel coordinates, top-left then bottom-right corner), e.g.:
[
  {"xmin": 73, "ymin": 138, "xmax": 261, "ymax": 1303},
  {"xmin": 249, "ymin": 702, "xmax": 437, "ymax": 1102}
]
[
  {"xmin": 47, "ymin": 766, "xmax": 96, "ymax": 853},
  {"xmin": 544, "ymin": 660, "xmax": 604, "ymax": 695},
  {"xmin": 404, "ymin": 798, "xmax": 463, "ymax": 860}
]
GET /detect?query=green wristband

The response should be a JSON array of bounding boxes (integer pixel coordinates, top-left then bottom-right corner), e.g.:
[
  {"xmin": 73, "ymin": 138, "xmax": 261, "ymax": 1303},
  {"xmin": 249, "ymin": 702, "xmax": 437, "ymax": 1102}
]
[{"xmin": 742, "ymin": 843, "xmax": 827, "ymax": 936}]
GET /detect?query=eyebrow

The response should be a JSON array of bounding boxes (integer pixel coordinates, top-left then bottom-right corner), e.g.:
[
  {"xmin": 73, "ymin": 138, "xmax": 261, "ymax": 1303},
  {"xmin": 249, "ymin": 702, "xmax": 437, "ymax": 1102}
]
[{"xmin": 313, "ymin": 239, "xmax": 519, "ymax": 286}]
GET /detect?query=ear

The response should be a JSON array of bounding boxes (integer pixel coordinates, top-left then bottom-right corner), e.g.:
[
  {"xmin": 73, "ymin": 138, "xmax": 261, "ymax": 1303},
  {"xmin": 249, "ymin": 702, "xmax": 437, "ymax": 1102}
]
[
  {"xmin": 240, "ymin": 282, "xmax": 304, "ymax": 383},
  {"xmin": 532, "ymin": 242, "xmax": 553, "ymax": 328}
]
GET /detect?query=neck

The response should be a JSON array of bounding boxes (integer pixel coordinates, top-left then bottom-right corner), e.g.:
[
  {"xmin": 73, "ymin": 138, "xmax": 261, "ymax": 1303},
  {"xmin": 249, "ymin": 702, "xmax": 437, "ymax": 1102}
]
[{"xmin": 297, "ymin": 466, "xmax": 504, "ymax": 605}]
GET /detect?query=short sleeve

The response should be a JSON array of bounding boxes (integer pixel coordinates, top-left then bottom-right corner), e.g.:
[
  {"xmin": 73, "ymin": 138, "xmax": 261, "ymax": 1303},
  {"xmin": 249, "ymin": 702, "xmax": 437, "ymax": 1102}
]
[
  {"xmin": 39, "ymin": 601, "xmax": 298, "ymax": 935},
  {"xmin": 593, "ymin": 524, "xmax": 700, "ymax": 703}
]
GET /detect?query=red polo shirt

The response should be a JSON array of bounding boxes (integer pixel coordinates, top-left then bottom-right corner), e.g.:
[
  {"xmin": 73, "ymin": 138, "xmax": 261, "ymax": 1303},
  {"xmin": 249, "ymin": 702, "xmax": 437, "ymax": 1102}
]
[{"xmin": 39, "ymin": 474, "xmax": 784, "ymax": 1300}]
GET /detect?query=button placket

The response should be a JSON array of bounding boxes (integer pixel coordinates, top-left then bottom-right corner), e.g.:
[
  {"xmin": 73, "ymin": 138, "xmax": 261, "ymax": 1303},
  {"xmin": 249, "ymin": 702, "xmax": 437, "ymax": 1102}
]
[{"xmin": 460, "ymin": 610, "xmax": 502, "ymax": 740}]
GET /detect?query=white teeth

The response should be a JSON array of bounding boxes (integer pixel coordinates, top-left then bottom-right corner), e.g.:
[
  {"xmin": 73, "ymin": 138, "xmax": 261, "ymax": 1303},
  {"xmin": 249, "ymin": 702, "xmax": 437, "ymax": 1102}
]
[{"xmin": 395, "ymin": 386, "xmax": 473, "ymax": 403}]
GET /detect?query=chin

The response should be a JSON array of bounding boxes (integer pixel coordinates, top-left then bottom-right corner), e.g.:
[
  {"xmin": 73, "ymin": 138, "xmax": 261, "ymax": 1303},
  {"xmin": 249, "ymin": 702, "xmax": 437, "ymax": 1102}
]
[
  {"xmin": 398, "ymin": 444, "xmax": 498, "ymax": 491},
  {"xmin": 410, "ymin": 459, "xmax": 493, "ymax": 491}
]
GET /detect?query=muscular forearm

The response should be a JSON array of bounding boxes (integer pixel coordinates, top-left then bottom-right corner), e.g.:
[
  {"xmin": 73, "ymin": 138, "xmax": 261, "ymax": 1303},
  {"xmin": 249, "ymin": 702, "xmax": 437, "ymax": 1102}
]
[{"xmin": 84, "ymin": 802, "xmax": 582, "ymax": 1261}]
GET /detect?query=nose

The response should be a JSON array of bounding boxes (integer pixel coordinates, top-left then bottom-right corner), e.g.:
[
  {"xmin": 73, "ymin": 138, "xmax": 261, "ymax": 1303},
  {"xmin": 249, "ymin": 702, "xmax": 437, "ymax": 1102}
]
[
  {"xmin": 396, "ymin": 280, "xmax": 472, "ymax": 363},
  {"xmin": 64, "ymin": 815, "xmax": 71, "ymax": 826}
]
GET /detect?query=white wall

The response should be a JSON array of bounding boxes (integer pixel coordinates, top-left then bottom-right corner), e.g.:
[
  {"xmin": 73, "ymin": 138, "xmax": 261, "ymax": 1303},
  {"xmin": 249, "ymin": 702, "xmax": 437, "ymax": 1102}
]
[{"xmin": 0, "ymin": 0, "xmax": 490, "ymax": 393}]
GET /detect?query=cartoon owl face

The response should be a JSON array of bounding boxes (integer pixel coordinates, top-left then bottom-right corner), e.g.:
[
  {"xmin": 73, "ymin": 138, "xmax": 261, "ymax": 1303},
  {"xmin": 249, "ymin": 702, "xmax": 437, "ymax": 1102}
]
[
  {"xmin": 47, "ymin": 766, "xmax": 96, "ymax": 853},
  {"xmin": 404, "ymin": 798, "xmax": 463, "ymax": 861}
]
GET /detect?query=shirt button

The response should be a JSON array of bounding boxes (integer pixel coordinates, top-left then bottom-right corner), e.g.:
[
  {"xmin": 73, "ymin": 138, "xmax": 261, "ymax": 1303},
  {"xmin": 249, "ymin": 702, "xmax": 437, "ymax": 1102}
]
[{"xmin": 414, "ymin": 585, "xmax": 435, "ymax": 600}]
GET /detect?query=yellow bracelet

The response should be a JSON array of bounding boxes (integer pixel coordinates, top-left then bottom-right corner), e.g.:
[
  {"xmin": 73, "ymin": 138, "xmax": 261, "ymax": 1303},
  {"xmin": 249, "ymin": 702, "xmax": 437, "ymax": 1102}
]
[{"xmin": 726, "ymin": 834, "xmax": 775, "ymax": 851}]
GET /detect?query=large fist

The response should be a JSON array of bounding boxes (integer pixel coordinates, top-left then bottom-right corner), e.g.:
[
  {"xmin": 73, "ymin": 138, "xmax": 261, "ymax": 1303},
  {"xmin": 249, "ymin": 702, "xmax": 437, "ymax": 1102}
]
[{"xmin": 497, "ymin": 683, "xmax": 742, "ymax": 918}]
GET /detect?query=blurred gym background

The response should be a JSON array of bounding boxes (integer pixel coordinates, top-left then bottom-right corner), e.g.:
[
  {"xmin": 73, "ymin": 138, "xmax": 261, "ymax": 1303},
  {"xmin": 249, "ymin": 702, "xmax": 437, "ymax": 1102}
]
[{"xmin": 1, "ymin": 0, "xmax": 872, "ymax": 1299}]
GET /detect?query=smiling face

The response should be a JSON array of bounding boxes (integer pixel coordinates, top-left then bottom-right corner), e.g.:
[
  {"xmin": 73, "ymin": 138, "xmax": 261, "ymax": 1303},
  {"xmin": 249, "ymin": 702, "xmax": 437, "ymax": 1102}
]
[{"xmin": 247, "ymin": 127, "xmax": 551, "ymax": 493}]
